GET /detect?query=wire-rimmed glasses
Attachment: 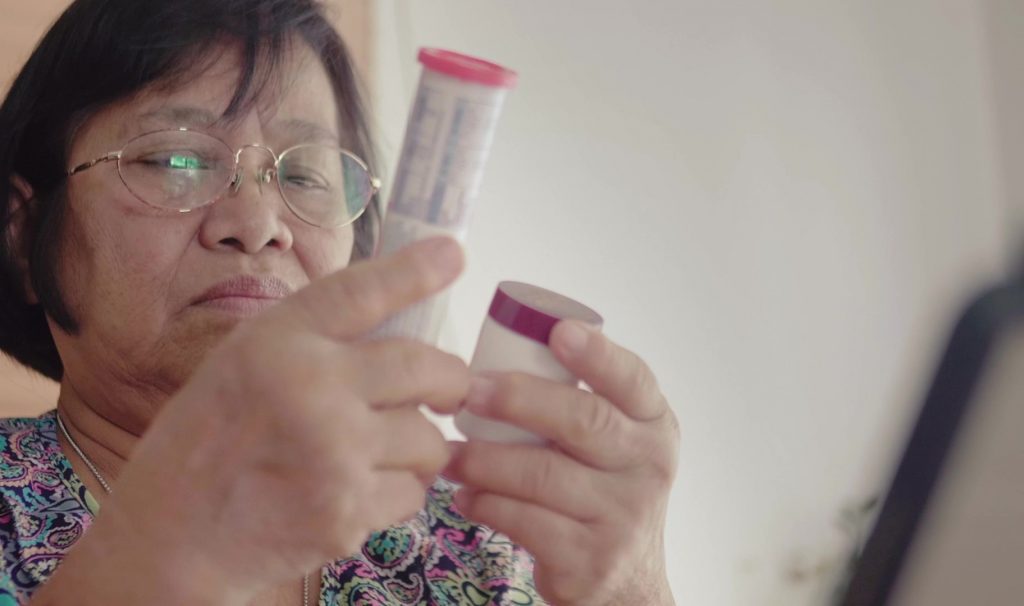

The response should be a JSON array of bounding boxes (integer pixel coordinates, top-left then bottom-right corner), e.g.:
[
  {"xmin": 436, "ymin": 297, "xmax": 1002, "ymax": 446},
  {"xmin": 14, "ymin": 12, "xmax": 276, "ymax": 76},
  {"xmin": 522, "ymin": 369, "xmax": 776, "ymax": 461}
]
[{"xmin": 67, "ymin": 128, "xmax": 381, "ymax": 228}]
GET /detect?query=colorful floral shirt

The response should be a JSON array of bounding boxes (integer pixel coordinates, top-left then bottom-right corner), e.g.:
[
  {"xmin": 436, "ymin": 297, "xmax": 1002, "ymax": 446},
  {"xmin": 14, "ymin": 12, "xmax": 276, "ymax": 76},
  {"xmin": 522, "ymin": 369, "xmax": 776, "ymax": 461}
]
[{"xmin": 0, "ymin": 411, "xmax": 545, "ymax": 605}]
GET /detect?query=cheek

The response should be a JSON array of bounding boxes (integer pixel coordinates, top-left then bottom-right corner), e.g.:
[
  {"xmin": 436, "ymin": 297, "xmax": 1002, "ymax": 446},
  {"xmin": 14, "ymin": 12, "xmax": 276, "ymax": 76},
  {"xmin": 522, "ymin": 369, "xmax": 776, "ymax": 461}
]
[
  {"xmin": 61, "ymin": 196, "xmax": 196, "ymax": 318},
  {"xmin": 295, "ymin": 225, "xmax": 357, "ymax": 280},
  {"xmin": 69, "ymin": 176, "xmax": 195, "ymax": 259}
]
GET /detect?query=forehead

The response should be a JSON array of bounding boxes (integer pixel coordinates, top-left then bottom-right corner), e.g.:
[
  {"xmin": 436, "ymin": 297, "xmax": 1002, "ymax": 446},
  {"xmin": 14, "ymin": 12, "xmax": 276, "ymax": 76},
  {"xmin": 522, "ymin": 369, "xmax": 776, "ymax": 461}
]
[{"xmin": 82, "ymin": 40, "xmax": 343, "ymax": 150}]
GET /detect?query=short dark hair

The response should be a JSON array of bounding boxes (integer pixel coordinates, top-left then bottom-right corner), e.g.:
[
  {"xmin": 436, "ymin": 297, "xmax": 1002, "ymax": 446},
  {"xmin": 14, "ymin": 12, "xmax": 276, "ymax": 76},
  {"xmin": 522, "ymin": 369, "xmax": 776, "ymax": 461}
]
[{"xmin": 0, "ymin": 0, "xmax": 381, "ymax": 381}]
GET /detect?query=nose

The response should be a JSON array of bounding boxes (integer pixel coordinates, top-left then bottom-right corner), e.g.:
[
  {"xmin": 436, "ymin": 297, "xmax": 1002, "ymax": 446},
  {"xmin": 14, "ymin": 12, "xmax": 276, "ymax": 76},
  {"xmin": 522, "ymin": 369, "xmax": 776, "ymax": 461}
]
[
  {"xmin": 198, "ymin": 148, "xmax": 294, "ymax": 254},
  {"xmin": 229, "ymin": 165, "xmax": 276, "ymax": 196}
]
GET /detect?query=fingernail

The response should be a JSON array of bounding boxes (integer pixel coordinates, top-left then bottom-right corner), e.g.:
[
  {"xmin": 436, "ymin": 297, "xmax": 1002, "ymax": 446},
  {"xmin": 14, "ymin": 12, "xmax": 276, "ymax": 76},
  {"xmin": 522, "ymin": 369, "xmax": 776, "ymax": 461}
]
[
  {"xmin": 557, "ymin": 321, "xmax": 590, "ymax": 358},
  {"xmin": 447, "ymin": 440, "xmax": 466, "ymax": 459},
  {"xmin": 465, "ymin": 376, "xmax": 496, "ymax": 413},
  {"xmin": 425, "ymin": 238, "xmax": 463, "ymax": 277},
  {"xmin": 440, "ymin": 441, "xmax": 465, "ymax": 482},
  {"xmin": 452, "ymin": 488, "xmax": 473, "ymax": 517}
]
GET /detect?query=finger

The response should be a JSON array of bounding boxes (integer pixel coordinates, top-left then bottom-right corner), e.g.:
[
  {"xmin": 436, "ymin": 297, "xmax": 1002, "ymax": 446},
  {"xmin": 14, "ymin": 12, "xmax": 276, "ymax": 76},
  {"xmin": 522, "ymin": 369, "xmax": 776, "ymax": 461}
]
[
  {"xmin": 549, "ymin": 320, "xmax": 668, "ymax": 421},
  {"xmin": 352, "ymin": 338, "xmax": 470, "ymax": 414},
  {"xmin": 373, "ymin": 471, "xmax": 429, "ymax": 526},
  {"xmin": 443, "ymin": 440, "xmax": 605, "ymax": 521},
  {"xmin": 454, "ymin": 490, "xmax": 590, "ymax": 592},
  {"xmin": 321, "ymin": 469, "xmax": 426, "ymax": 558},
  {"xmin": 365, "ymin": 470, "xmax": 429, "ymax": 533},
  {"xmin": 272, "ymin": 237, "xmax": 464, "ymax": 340},
  {"xmin": 374, "ymin": 408, "xmax": 450, "ymax": 481},
  {"xmin": 463, "ymin": 373, "xmax": 640, "ymax": 471}
]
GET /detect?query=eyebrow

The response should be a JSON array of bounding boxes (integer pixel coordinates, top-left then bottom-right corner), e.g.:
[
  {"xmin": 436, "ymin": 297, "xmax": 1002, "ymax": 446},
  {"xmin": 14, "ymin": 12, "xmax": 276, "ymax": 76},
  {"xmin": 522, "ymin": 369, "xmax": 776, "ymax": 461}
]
[
  {"xmin": 272, "ymin": 119, "xmax": 341, "ymax": 146},
  {"xmin": 138, "ymin": 106, "xmax": 219, "ymax": 128},
  {"xmin": 134, "ymin": 107, "xmax": 341, "ymax": 146}
]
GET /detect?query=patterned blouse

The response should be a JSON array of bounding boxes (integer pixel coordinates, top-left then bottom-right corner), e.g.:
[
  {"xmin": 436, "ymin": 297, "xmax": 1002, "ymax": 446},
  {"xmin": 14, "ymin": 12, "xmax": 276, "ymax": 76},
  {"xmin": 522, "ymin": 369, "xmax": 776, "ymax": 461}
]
[{"xmin": 0, "ymin": 411, "xmax": 545, "ymax": 605}]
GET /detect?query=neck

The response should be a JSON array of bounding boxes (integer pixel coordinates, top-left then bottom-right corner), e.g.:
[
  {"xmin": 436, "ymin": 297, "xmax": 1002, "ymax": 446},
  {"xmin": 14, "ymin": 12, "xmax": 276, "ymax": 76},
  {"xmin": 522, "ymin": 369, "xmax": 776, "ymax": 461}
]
[{"xmin": 55, "ymin": 377, "xmax": 149, "ymax": 503}]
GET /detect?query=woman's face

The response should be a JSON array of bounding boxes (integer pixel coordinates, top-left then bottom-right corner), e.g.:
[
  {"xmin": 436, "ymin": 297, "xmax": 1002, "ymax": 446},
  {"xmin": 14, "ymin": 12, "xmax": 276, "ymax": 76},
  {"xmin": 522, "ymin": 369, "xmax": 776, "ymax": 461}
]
[{"xmin": 51, "ymin": 42, "xmax": 358, "ymax": 397}]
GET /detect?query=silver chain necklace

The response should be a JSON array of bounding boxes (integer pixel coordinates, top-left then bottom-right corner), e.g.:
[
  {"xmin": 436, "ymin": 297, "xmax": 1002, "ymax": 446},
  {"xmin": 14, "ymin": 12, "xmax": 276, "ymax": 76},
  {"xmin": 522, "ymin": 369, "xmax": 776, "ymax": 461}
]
[{"xmin": 56, "ymin": 412, "xmax": 311, "ymax": 606}]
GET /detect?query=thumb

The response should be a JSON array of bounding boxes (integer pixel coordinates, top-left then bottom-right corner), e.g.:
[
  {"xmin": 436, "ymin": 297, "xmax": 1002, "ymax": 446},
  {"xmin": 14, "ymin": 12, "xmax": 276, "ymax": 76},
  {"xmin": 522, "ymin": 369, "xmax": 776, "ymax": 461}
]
[{"xmin": 270, "ymin": 236, "xmax": 463, "ymax": 341}]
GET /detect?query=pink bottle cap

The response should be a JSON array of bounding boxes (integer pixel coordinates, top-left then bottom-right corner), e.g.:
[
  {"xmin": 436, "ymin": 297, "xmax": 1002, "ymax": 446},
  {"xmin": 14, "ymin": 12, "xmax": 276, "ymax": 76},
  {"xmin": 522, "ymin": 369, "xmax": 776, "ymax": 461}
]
[
  {"xmin": 418, "ymin": 48, "xmax": 518, "ymax": 88},
  {"xmin": 488, "ymin": 281, "xmax": 603, "ymax": 345}
]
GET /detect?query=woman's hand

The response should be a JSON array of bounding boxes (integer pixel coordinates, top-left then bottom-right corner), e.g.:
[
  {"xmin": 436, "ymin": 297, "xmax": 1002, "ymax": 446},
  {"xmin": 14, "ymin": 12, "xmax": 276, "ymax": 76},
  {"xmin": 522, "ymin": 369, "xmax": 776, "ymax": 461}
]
[
  {"xmin": 444, "ymin": 322, "xmax": 680, "ymax": 606},
  {"xmin": 57, "ymin": 237, "xmax": 471, "ymax": 604}
]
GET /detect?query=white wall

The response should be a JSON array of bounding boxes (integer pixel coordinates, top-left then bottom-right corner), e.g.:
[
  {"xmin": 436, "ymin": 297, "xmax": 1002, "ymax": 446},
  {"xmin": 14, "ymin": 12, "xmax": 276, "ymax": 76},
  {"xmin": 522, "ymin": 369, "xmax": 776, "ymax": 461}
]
[{"xmin": 365, "ymin": 2, "xmax": 1014, "ymax": 604}]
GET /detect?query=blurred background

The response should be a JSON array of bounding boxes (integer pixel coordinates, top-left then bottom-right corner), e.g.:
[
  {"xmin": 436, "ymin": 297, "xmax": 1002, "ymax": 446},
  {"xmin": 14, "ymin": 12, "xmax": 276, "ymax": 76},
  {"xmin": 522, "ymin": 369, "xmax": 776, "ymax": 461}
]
[{"xmin": 3, "ymin": 1, "xmax": 1024, "ymax": 604}]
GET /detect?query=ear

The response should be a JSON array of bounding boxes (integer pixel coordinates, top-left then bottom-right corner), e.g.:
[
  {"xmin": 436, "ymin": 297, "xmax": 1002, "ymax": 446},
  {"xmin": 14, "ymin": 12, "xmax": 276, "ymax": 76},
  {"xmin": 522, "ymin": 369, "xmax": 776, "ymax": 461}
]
[{"xmin": 6, "ymin": 175, "xmax": 39, "ymax": 304}]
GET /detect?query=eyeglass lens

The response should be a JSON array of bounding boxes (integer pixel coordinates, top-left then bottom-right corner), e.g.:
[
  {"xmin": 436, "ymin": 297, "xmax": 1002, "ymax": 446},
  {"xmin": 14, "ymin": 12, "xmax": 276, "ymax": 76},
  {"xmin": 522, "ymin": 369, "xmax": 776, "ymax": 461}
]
[{"xmin": 117, "ymin": 130, "xmax": 373, "ymax": 227}]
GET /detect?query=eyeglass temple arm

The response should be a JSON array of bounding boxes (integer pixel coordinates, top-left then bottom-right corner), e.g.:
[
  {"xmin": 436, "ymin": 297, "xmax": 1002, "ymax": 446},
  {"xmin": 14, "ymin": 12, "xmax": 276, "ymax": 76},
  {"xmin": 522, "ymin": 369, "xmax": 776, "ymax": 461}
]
[{"xmin": 67, "ymin": 152, "xmax": 121, "ymax": 177}]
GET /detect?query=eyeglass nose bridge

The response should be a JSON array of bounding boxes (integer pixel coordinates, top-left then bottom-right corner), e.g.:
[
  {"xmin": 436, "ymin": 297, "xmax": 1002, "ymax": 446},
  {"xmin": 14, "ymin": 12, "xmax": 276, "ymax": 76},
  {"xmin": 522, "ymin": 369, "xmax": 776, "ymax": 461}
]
[{"xmin": 229, "ymin": 143, "xmax": 280, "ymax": 195}]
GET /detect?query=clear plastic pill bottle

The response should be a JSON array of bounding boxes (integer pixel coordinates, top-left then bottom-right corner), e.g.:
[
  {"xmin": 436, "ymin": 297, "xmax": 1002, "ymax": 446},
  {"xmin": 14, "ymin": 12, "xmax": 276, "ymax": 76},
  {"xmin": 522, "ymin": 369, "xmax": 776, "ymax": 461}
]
[{"xmin": 374, "ymin": 49, "xmax": 517, "ymax": 344}]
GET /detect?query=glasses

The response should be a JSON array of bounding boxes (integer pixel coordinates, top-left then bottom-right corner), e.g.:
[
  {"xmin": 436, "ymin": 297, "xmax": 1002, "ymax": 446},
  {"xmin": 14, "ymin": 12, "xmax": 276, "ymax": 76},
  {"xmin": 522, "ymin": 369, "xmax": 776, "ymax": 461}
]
[{"xmin": 67, "ymin": 128, "xmax": 381, "ymax": 228}]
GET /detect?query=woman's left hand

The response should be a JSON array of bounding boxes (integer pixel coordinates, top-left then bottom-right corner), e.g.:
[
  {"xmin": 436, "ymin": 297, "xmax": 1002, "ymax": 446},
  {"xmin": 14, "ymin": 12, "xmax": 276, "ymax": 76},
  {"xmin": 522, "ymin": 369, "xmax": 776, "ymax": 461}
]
[{"xmin": 443, "ymin": 320, "xmax": 680, "ymax": 606}]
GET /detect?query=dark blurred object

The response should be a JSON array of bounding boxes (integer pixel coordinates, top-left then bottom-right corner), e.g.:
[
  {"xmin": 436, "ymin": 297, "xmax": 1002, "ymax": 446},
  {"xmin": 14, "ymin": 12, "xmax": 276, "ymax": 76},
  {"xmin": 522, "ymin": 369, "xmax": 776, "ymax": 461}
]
[{"xmin": 839, "ymin": 275, "xmax": 1024, "ymax": 605}]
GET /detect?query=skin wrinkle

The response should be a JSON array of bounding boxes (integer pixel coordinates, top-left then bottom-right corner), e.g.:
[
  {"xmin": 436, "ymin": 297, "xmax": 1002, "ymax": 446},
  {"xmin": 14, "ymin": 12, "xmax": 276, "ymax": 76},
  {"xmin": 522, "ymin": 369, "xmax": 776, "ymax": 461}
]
[
  {"xmin": 57, "ymin": 172, "xmax": 183, "ymax": 418},
  {"xmin": 50, "ymin": 187, "xmax": 167, "ymax": 423},
  {"xmin": 106, "ymin": 37, "xmax": 347, "ymax": 158},
  {"xmin": 58, "ymin": 384, "xmax": 136, "ymax": 464},
  {"xmin": 34, "ymin": 24, "xmax": 678, "ymax": 591},
  {"xmin": 52, "ymin": 40, "xmax": 357, "ymax": 498}
]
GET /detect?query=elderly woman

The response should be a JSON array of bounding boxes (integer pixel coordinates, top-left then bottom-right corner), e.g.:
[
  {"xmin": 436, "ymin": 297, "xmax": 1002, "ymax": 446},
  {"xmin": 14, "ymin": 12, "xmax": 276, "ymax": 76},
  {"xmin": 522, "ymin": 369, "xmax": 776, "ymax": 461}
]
[{"xmin": 0, "ymin": 0, "xmax": 679, "ymax": 604}]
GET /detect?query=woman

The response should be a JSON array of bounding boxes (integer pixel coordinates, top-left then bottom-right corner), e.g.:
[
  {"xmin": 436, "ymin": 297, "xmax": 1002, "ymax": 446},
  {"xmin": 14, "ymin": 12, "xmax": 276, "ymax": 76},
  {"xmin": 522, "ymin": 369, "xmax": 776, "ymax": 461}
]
[{"xmin": 0, "ymin": 0, "xmax": 680, "ymax": 604}]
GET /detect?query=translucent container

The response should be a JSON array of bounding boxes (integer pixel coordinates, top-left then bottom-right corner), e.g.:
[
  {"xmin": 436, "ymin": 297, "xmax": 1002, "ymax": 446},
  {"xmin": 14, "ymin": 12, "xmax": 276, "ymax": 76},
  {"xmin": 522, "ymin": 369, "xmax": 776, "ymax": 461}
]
[
  {"xmin": 455, "ymin": 281, "xmax": 603, "ymax": 444},
  {"xmin": 374, "ymin": 49, "xmax": 517, "ymax": 344}
]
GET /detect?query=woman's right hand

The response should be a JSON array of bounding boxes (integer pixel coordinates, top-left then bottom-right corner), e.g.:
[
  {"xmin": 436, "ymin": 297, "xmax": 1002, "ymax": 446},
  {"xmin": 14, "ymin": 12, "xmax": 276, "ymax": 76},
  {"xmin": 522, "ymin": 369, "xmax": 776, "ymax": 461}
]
[{"xmin": 40, "ymin": 237, "xmax": 469, "ymax": 605}]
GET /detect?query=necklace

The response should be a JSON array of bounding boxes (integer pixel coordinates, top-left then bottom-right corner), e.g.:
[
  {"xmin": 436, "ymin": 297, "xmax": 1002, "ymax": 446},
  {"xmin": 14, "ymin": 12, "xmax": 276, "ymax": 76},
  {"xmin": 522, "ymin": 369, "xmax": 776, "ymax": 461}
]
[{"xmin": 56, "ymin": 412, "xmax": 312, "ymax": 605}]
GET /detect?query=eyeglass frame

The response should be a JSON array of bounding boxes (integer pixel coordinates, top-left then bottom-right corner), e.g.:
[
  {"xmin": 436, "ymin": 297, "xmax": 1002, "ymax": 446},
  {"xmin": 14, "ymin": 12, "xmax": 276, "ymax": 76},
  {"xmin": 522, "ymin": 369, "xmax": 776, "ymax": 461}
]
[{"xmin": 66, "ymin": 127, "xmax": 382, "ymax": 229}]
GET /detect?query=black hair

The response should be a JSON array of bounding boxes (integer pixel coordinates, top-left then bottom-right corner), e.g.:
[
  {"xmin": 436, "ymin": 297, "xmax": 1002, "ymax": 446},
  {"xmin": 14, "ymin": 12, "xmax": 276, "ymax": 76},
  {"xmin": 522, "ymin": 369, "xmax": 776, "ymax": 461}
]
[{"xmin": 0, "ymin": 0, "xmax": 380, "ymax": 381}]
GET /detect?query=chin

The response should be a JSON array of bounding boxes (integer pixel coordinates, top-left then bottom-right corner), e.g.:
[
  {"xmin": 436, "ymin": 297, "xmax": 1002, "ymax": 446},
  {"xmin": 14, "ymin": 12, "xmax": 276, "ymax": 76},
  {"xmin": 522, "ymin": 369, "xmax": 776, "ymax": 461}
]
[{"xmin": 156, "ymin": 314, "xmax": 247, "ymax": 388}]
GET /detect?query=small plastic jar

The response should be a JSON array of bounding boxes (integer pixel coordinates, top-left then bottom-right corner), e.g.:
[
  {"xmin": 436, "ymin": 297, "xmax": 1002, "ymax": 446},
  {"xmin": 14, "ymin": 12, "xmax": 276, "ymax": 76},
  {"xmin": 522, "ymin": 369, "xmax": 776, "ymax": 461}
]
[{"xmin": 454, "ymin": 281, "xmax": 603, "ymax": 444}]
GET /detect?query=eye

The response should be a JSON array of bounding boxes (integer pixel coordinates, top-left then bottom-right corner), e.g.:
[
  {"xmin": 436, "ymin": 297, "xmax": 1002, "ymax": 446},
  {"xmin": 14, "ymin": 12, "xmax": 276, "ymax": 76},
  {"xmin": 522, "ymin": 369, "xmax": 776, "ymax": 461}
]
[
  {"xmin": 133, "ymin": 150, "xmax": 215, "ymax": 171},
  {"xmin": 166, "ymin": 154, "xmax": 204, "ymax": 170},
  {"xmin": 283, "ymin": 167, "xmax": 330, "ymax": 190}
]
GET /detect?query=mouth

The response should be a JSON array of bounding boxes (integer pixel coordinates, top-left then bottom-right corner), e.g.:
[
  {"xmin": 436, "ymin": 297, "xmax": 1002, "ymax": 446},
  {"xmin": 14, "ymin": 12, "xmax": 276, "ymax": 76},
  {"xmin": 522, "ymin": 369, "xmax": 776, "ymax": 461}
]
[{"xmin": 193, "ymin": 275, "xmax": 294, "ymax": 317}]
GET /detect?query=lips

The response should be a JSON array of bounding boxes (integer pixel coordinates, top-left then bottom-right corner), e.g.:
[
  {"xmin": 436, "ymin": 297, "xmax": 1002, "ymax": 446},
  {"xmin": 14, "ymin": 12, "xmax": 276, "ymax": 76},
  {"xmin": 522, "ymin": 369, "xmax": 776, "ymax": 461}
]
[{"xmin": 193, "ymin": 275, "xmax": 294, "ymax": 315}]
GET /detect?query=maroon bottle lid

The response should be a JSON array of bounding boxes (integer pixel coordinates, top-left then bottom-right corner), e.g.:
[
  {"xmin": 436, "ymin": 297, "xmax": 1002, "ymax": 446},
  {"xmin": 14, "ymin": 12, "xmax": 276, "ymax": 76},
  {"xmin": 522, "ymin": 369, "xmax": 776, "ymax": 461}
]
[{"xmin": 487, "ymin": 281, "xmax": 603, "ymax": 345}]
